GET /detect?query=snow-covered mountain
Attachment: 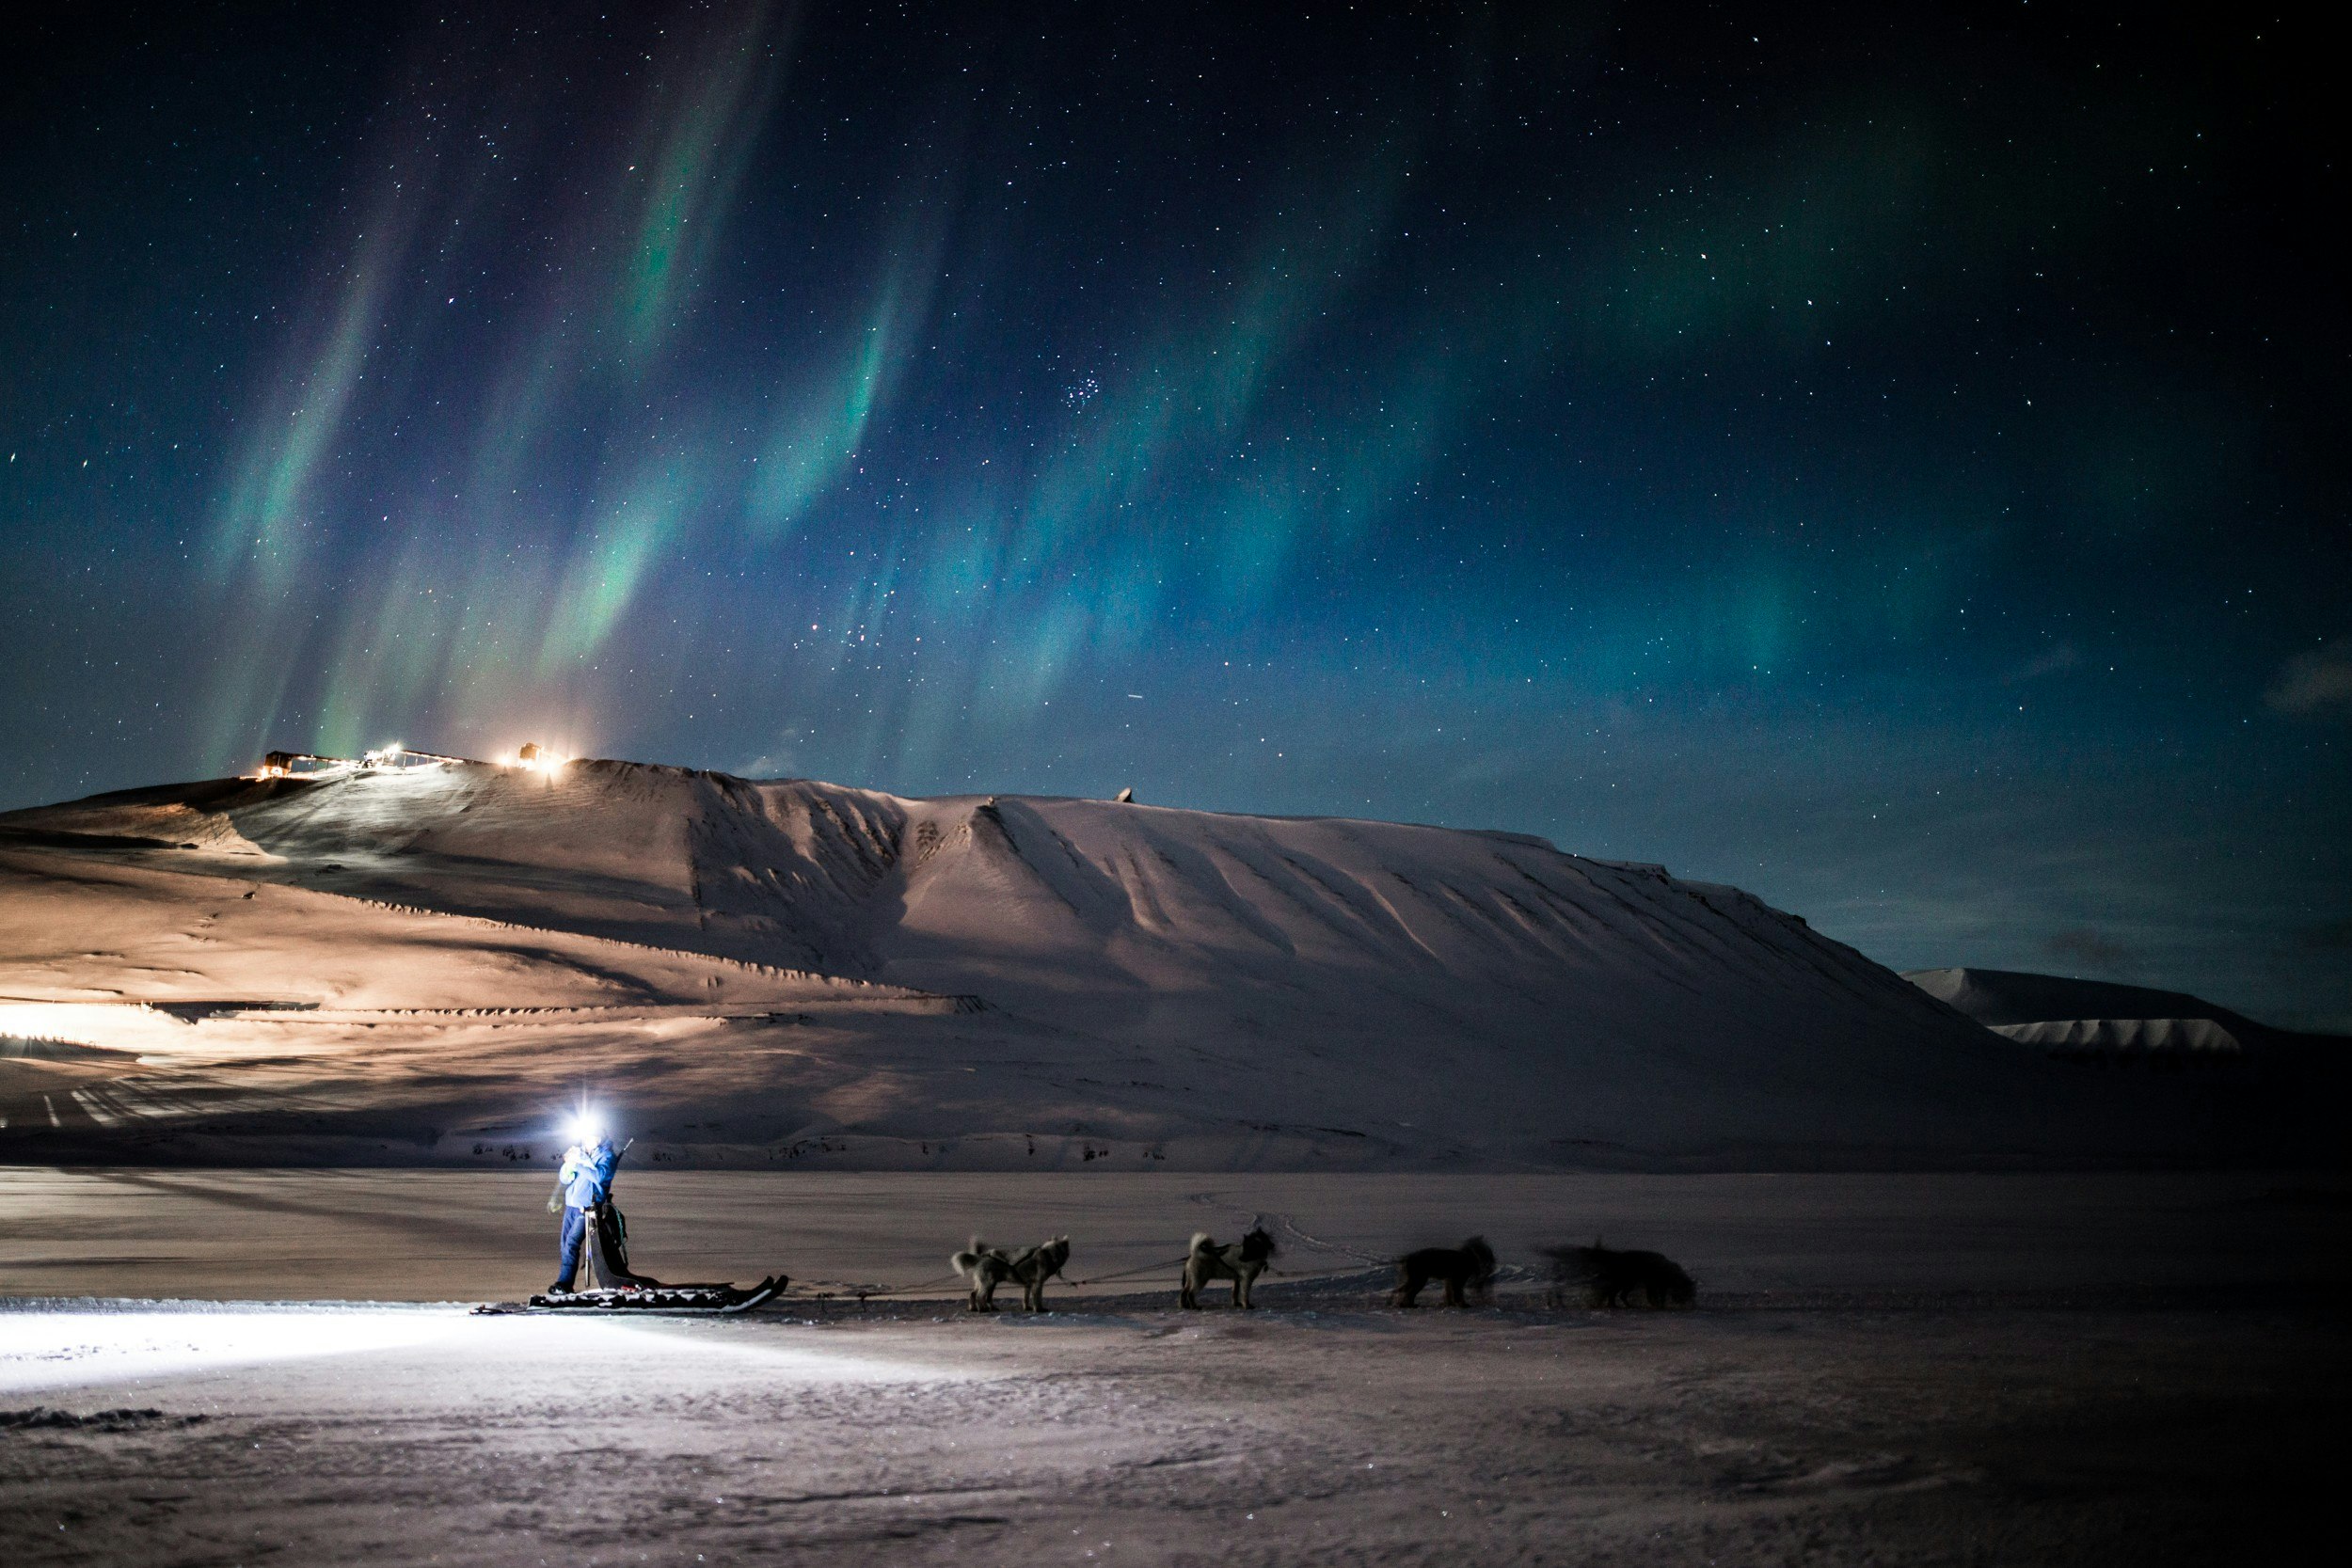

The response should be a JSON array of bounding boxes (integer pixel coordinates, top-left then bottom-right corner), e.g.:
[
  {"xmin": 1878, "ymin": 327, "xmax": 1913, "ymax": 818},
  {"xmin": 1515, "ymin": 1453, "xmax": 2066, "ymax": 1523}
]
[
  {"xmin": 1902, "ymin": 964, "xmax": 2352, "ymax": 1075},
  {"xmin": 1904, "ymin": 966, "xmax": 2297, "ymax": 1038},
  {"xmin": 0, "ymin": 760, "xmax": 2280, "ymax": 1168}
]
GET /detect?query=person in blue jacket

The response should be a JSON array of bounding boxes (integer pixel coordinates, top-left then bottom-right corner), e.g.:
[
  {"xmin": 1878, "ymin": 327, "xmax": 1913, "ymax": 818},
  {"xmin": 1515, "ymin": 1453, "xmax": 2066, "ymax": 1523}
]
[{"xmin": 549, "ymin": 1121, "xmax": 622, "ymax": 1294}]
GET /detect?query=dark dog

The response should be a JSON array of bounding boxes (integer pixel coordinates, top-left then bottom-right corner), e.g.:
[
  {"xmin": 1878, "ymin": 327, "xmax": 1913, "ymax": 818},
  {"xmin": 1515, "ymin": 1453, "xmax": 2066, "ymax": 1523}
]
[
  {"xmin": 1543, "ymin": 1240, "xmax": 1695, "ymax": 1308},
  {"xmin": 1182, "ymin": 1227, "xmax": 1278, "ymax": 1308},
  {"xmin": 950, "ymin": 1236, "xmax": 1072, "ymax": 1311},
  {"xmin": 1391, "ymin": 1236, "xmax": 1497, "ymax": 1307}
]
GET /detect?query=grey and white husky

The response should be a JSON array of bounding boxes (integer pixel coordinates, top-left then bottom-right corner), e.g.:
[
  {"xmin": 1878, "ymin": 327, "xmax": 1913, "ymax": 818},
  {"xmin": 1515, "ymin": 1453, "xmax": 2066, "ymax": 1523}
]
[
  {"xmin": 950, "ymin": 1235, "xmax": 1072, "ymax": 1311},
  {"xmin": 1181, "ymin": 1227, "xmax": 1278, "ymax": 1308}
]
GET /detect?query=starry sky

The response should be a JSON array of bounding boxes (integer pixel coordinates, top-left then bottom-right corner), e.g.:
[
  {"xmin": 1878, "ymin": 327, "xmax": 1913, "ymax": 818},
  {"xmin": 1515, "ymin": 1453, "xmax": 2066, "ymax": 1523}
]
[{"xmin": 4, "ymin": 3, "xmax": 2345, "ymax": 1027}]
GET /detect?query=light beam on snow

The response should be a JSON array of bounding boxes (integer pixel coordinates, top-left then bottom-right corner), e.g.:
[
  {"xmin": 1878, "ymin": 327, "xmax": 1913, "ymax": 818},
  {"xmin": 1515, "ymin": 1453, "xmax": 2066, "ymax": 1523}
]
[
  {"xmin": 0, "ymin": 1307, "xmax": 965, "ymax": 1396},
  {"xmin": 0, "ymin": 1308, "xmax": 472, "ymax": 1395}
]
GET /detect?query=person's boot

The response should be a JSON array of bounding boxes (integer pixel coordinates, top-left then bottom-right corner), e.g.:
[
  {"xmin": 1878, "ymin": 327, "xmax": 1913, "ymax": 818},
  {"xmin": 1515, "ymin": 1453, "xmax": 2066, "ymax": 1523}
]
[{"xmin": 547, "ymin": 1280, "xmax": 574, "ymax": 1295}]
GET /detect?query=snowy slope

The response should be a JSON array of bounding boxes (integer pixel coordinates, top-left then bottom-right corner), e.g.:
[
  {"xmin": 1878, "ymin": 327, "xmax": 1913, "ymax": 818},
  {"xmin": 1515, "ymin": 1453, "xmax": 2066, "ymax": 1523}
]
[{"xmin": 0, "ymin": 761, "xmax": 2262, "ymax": 1168}]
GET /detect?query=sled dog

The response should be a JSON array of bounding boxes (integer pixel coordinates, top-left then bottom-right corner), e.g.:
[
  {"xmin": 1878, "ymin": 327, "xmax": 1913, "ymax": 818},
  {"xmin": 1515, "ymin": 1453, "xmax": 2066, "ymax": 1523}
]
[
  {"xmin": 1391, "ymin": 1236, "xmax": 1497, "ymax": 1307},
  {"xmin": 1182, "ymin": 1227, "xmax": 1278, "ymax": 1308},
  {"xmin": 950, "ymin": 1235, "xmax": 1073, "ymax": 1311},
  {"xmin": 1543, "ymin": 1240, "xmax": 1695, "ymax": 1308}
]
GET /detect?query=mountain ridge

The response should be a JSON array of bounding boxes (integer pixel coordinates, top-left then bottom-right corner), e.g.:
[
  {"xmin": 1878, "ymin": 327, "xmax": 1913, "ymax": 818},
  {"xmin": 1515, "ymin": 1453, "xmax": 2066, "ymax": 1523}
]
[{"xmin": 0, "ymin": 759, "xmax": 2302, "ymax": 1169}]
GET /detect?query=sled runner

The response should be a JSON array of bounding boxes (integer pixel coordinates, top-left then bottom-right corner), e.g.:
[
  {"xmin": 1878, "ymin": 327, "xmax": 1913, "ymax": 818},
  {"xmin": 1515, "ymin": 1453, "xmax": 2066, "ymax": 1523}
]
[
  {"xmin": 517, "ymin": 1274, "xmax": 787, "ymax": 1314},
  {"xmin": 475, "ymin": 1274, "xmax": 786, "ymax": 1316}
]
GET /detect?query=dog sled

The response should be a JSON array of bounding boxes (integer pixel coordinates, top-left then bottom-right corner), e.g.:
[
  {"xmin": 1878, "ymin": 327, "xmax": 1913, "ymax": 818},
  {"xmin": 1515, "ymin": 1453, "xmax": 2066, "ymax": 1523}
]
[
  {"xmin": 507, "ymin": 1275, "xmax": 787, "ymax": 1315},
  {"xmin": 477, "ymin": 1198, "xmax": 787, "ymax": 1317}
]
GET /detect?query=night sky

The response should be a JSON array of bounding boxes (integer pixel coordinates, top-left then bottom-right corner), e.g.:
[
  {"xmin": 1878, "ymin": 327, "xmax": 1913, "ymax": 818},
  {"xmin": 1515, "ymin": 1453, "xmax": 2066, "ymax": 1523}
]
[{"xmin": 3, "ymin": 3, "xmax": 2344, "ymax": 1028}]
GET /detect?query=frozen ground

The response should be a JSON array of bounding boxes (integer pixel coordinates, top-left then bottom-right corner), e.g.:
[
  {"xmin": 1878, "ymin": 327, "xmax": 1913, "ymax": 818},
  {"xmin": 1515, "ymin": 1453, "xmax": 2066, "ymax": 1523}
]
[
  {"xmin": 1, "ymin": 1168, "xmax": 2346, "ymax": 1306},
  {"xmin": 3, "ymin": 1170, "xmax": 2345, "ymax": 1565}
]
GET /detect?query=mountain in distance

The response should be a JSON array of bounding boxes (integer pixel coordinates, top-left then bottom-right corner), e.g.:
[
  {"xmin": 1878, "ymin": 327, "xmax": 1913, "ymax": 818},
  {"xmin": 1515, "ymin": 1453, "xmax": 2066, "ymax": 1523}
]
[
  {"xmin": 1910, "ymin": 966, "xmax": 2285, "ymax": 1037},
  {"xmin": 0, "ymin": 758, "xmax": 2307, "ymax": 1170},
  {"xmin": 1905, "ymin": 965, "xmax": 2347, "ymax": 1067}
]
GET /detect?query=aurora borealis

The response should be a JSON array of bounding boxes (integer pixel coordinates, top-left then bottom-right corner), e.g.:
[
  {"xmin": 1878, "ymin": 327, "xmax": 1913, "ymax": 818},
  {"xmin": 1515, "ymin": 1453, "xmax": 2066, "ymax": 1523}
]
[{"xmin": 3, "ymin": 3, "xmax": 2345, "ymax": 1026}]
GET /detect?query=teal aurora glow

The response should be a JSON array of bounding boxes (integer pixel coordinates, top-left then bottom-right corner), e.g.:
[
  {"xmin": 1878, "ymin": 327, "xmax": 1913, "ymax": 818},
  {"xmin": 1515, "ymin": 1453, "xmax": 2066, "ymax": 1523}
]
[{"xmin": 2, "ymin": 3, "xmax": 2344, "ymax": 1027}]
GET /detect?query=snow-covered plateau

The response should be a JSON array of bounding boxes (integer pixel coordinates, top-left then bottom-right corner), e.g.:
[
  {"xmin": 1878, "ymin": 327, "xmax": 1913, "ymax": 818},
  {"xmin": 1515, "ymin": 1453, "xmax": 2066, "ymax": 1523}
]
[{"xmin": 0, "ymin": 759, "xmax": 2327, "ymax": 1168}]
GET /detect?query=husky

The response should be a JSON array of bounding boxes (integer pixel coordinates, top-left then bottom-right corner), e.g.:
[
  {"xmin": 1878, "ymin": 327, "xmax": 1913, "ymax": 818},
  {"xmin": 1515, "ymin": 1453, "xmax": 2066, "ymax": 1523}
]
[
  {"xmin": 1543, "ymin": 1240, "xmax": 1695, "ymax": 1308},
  {"xmin": 950, "ymin": 1235, "xmax": 1073, "ymax": 1311},
  {"xmin": 1391, "ymin": 1236, "xmax": 1497, "ymax": 1307},
  {"xmin": 1182, "ymin": 1227, "xmax": 1278, "ymax": 1309}
]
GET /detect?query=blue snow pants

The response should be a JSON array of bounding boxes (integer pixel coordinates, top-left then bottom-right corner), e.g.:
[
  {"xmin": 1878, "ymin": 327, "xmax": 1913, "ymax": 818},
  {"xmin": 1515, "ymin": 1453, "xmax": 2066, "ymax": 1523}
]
[{"xmin": 555, "ymin": 1205, "xmax": 590, "ymax": 1288}]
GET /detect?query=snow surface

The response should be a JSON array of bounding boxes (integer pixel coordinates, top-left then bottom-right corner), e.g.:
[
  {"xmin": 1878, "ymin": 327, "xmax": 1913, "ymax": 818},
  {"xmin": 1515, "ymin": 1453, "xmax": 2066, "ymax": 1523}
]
[
  {"xmin": 12, "ymin": 1278, "xmax": 2338, "ymax": 1568},
  {"xmin": 2, "ymin": 1169, "xmax": 2344, "ymax": 1566},
  {"xmin": 0, "ymin": 761, "xmax": 2274, "ymax": 1168}
]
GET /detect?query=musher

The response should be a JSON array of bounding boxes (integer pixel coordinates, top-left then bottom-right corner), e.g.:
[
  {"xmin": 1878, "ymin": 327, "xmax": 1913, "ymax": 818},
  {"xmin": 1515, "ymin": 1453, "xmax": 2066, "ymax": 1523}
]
[{"xmin": 548, "ymin": 1119, "xmax": 622, "ymax": 1295}]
